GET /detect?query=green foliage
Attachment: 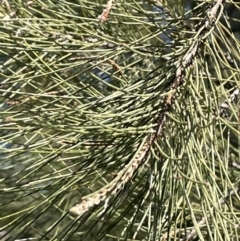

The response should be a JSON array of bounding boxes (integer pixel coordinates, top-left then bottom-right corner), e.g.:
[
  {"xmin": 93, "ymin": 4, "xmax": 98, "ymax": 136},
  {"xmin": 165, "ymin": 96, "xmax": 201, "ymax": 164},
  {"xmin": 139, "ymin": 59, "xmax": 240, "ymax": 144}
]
[{"xmin": 1, "ymin": 0, "xmax": 240, "ymax": 240}]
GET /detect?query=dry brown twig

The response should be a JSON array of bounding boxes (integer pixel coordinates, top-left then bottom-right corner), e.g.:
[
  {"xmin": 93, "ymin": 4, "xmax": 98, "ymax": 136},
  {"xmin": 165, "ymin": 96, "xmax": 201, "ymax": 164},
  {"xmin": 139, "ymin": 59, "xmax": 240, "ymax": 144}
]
[
  {"xmin": 98, "ymin": 0, "xmax": 114, "ymax": 23},
  {"xmin": 107, "ymin": 59, "xmax": 123, "ymax": 75},
  {"xmin": 70, "ymin": 134, "xmax": 156, "ymax": 217}
]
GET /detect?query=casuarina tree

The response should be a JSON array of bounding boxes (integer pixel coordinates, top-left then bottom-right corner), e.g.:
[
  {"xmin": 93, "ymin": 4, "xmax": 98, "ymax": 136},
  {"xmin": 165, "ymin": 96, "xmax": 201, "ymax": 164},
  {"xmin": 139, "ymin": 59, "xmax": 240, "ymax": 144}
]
[{"xmin": 1, "ymin": 0, "xmax": 240, "ymax": 240}]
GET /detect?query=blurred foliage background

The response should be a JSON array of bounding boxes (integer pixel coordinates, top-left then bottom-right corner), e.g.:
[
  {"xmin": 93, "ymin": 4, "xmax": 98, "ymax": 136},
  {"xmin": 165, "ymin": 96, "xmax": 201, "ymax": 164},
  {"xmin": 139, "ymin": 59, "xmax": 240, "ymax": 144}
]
[{"xmin": 1, "ymin": 0, "xmax": 240, "ymax": 240}]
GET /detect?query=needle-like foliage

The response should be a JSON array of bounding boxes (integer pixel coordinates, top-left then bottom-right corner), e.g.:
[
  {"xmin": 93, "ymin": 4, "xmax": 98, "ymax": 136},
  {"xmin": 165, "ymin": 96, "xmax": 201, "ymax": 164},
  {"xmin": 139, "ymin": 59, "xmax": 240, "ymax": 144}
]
[{"xmin": 1, "ymin": 0, "xmax": 240, "ymax": 240}]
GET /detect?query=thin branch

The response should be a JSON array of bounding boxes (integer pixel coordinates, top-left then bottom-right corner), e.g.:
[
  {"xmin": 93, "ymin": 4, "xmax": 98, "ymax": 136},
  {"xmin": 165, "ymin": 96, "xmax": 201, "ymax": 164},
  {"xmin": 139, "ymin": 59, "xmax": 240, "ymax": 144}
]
[
  {"xmin": 70, "ymin": 134, "xmax": 155, "ymax": 216},
  {"xmin": 107, "ymin": 59, "xmax": 123, "ymax": 76},
  {"xmin": 98, "ymin": 0, "xmax": 114, "ymax": 23}
]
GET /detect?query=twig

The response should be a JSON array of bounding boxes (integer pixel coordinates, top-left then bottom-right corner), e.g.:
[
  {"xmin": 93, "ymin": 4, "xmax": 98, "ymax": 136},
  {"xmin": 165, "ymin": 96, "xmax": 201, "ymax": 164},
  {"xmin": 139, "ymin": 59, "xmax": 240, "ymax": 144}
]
[
  {"xmin": 98, "ymin": 0, "xmax": 114, "ymax": 23},
  {"xmin": 70, "ymin": 134, "xmax": 156, "ymax": 216},
  {"xmin": 107, "ymin": 59, "xmax": 123, "ymax": 75}
]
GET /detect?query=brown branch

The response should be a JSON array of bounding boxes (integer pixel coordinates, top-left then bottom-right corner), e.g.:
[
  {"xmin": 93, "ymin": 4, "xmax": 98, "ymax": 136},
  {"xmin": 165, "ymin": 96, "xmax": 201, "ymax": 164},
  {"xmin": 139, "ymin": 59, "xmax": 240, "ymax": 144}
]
[
  {"xmin": 98, "ymin": 0, "xmax": 114, "ymax": 23},
  {"xmin": 70, "ymin": 134, "xmax": 155, "ymax": 216},
  {"xmin": 107, "ymin": 59, "xmax": 123, "ymax": 75}
]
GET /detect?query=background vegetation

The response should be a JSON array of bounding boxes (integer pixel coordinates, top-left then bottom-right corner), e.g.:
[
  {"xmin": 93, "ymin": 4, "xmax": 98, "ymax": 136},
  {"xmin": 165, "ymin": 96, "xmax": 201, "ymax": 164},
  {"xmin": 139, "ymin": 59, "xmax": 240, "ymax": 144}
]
[{"xmin": 1, "ymin": 0, "xmax": 240, "ymax": 240}]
